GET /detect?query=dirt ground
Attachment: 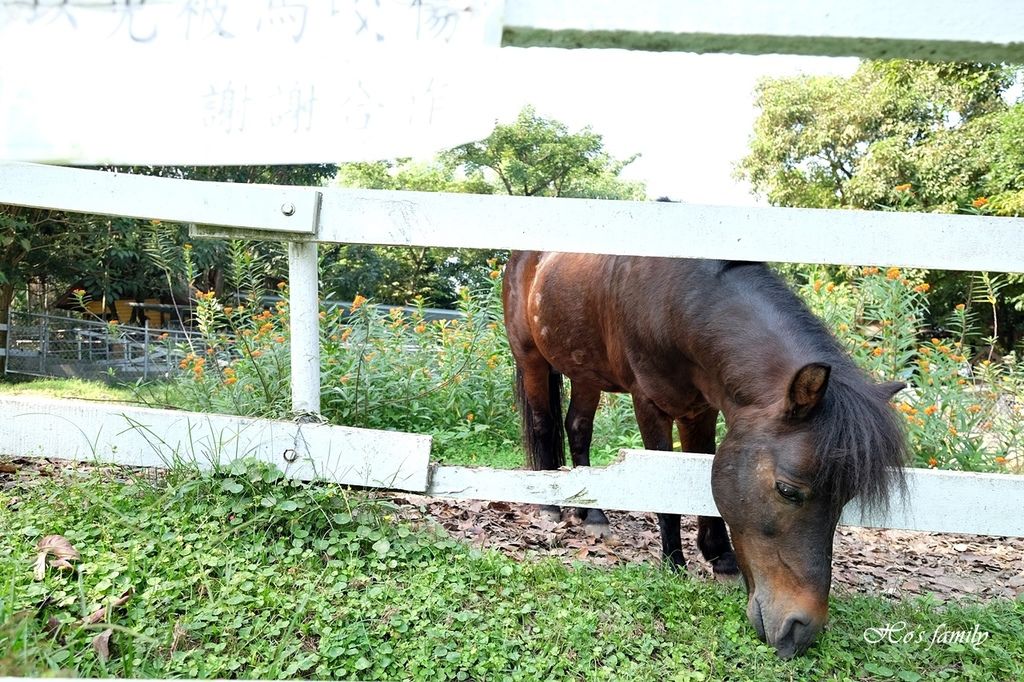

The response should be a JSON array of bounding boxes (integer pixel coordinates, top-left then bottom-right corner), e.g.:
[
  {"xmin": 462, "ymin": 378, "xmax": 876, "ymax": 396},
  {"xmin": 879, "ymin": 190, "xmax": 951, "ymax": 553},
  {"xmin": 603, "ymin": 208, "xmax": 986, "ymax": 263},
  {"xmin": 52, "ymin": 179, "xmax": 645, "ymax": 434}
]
[{"xmin": 392, "ymin": 495, "xmax": 1024, "ymax": 602}]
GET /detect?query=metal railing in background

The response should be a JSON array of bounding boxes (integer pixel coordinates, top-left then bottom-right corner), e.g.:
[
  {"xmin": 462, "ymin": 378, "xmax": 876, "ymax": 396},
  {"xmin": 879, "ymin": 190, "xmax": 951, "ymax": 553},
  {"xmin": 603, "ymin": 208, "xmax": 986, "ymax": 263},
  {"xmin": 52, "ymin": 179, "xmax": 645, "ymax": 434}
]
[{"xmin": 3, "ymin": 312, "xmax": 194, "ymax": 382}]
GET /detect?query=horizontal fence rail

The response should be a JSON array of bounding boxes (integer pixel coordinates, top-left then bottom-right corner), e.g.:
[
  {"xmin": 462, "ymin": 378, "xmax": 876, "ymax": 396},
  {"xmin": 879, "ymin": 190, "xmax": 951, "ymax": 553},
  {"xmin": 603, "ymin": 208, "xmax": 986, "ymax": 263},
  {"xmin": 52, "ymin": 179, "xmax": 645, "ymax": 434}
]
[
  {"xmin": 3, "ymin": 396, "xmax": 1022, "ymax": 537},
  {"xmin": 0, "ymin": 396, "xmax": 430, "ymax": 492},
  {"xmin": 0, "ymin": 163, "xmax": 320, "ymax": 234},
  {"xmin": 4, "ymin": 164, "xmax": 1024, "ymax": 274},
  {"xmin": 502, "ymin": 0, "xmax": 1024, "ymax": 61}
]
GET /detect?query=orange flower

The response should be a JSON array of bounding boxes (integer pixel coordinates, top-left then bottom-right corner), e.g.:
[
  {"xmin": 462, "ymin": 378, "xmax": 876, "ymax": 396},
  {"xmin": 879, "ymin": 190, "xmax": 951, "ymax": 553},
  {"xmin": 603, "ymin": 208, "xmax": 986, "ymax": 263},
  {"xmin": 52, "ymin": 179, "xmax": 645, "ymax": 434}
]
[
  {"xmin": 224, "ymin": 377, "xmax": 237, "ymax": 386},
  {"xmin": 948, "ymin": 426, "xmax": 958, "ymax": 436},
  {"xmin": 885, "ymin": 267, "xmax": 901, "ymax": 281},
  {"xmin": 972, "ymin": 197, "xmax": 988, "ymax": 208},
  {"xmin": 995, "ymin": 456, "xmax": 1007, "ymax": 465},
  {"xmin": 894, "ymin": 183, "xmax": 912, "ymax": 192},
  {"xmin": 341, "ymin": 328, "xmax": 353, "ymax": 342},
  {"xmin": 862, "ymin": 266, "xmax": 880, "ymax": 276},
  {"xmin": 813, "ymin": 280, "xmax": 823, "ymax": 292},
  {"xmin": 251, "ymin": 350, "xmax": 263, "ymax": 358},
  {"xmin": 277, "ymin": 281, "xmax": 288, "ymax": 290},
  {"xmin": 275, "ymin": 336, "xmax": 286, "ymax": 344},
  {"xmin": 825, "ymin": 282, "xmax": 835, "ymax": 293},
  {"xmin": 928, "ymin": 457, "xmax": 938, "ymax": 468},
  {"xmin": 489, "ymin": 270, "xmax": 501, "ymax": 279},
  {"xmin": 350, "ymin": 294, "xmax": 368, "ymax": 312},
  {"xmin": 913, "ymin": 283, "xmax": 930, "ymax": 294},
  {"xmin": 872, "ymin": 347, "xmax": 884, "ymax": 357},
  {"xmin": 924, "ymin": 405, "xmax": 938, "ymax": 416},
  {"xmin": 72, "ymin": 288, "xmax": 86, "ymax": 297},
  {"xmin": 224, "ymin": 307, "xmax": 234, "ymax": 315},
  {"xmin": 466, "ymin": 413, "xmax": 475, "ymax": 422},
  {"xmin": 414, "ymin": 323, "xmax": 427, "ymax": 334},
  {"xmin": 967, "ymin": 404, "xmax": 982, "ymax": 414}
]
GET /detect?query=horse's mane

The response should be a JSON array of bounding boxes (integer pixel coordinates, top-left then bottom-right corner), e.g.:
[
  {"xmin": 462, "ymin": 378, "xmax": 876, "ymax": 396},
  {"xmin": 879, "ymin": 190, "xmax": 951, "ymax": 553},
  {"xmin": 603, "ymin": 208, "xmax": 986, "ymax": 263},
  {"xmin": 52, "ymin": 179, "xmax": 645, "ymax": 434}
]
[{"xmin": 719, "ymin": 263, "xmax": 908, "ymax": 515}]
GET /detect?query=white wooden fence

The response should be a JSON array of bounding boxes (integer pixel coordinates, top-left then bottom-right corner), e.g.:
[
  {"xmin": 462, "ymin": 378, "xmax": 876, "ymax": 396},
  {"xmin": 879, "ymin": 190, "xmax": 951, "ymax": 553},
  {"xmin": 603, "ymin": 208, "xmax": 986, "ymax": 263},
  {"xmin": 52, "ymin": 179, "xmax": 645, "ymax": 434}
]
[{"xmin": 2, "ymin": 0, "xmax": 1024, "ymax": 539}]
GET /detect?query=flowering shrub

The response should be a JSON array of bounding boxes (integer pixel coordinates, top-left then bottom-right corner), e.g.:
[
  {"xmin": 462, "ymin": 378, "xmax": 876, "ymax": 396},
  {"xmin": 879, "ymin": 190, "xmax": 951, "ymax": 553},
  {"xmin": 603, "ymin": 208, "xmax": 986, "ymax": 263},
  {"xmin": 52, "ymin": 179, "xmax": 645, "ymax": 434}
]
[
  {"xmin": 800, "ymin": 267, "xmax": 1023, "ymax": 472},
  {"xmin": 152, "ymin": 264, "xmax": 522, "ymax": 461},
  {"xmin": 156, "ymin": 262, "xmax": 1022, "ymax": 473}
]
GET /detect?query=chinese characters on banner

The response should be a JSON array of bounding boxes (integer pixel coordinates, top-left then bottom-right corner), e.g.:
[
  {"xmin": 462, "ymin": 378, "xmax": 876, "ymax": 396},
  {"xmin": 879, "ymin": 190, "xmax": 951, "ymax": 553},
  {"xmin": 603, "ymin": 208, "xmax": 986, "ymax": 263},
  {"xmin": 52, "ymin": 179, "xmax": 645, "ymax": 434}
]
[{"xmin": 0, "ymin": 0, "xmax": 510, "ymax": 164}]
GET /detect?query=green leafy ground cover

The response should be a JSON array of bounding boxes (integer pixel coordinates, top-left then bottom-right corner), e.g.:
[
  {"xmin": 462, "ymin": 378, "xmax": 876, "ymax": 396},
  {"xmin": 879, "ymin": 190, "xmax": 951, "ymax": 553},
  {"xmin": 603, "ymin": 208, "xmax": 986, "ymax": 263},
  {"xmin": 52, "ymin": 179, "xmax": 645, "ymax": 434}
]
[{"xmin": 2, "ymin": 460, "xmax": 1021, "ymax": 680}]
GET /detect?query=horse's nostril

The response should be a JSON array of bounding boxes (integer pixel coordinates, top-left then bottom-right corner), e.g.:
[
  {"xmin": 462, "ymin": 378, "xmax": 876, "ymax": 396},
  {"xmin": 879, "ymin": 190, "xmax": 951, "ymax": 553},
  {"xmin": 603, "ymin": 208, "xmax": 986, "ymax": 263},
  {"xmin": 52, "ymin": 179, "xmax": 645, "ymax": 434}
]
[{"xmin": 774, "ymin": 613, "xmax": 820, "ymax": 659}]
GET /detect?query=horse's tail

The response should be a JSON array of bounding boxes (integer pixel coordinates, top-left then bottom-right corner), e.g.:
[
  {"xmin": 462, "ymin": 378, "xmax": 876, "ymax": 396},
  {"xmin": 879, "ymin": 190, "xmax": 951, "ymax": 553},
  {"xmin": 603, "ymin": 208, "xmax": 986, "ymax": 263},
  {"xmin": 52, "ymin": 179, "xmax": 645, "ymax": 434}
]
[{"xmin": 515, "ymin": 364, "xmax": 566, "ymax": 470}]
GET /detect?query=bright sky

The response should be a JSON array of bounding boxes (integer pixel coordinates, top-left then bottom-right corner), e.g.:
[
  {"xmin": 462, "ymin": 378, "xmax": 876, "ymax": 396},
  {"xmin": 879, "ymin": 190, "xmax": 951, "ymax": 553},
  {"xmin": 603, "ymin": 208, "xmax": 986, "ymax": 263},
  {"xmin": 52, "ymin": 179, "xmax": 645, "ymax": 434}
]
[{"xmin": 496, "ymin": 48, "xmax": 860, "ymax": 206}]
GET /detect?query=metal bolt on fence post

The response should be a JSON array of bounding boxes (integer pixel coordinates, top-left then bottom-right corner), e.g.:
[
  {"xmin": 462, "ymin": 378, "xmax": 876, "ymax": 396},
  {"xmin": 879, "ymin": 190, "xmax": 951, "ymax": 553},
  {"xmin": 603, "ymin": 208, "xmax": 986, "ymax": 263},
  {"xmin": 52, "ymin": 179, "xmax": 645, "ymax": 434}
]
[{"xmin": 281, "ymin": 202, "xmax": 296, "ymax": 216}]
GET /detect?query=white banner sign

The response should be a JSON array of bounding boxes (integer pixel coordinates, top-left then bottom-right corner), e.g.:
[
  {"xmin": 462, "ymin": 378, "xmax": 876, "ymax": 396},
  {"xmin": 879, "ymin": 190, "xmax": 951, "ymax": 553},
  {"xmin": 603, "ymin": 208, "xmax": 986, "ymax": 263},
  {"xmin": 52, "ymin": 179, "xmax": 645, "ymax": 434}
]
[{"xmin": 0, "ymin": 1, "xmax": 511, "ymax": 164}]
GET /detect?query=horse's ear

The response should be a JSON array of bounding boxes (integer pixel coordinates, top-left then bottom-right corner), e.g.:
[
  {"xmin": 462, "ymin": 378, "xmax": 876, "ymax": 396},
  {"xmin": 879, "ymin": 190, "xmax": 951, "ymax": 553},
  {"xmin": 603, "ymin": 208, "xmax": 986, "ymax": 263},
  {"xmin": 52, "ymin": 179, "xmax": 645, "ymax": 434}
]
[
  {"xmin": 877, "ymin": 381, "xmax": 906, "ymax": 399},
  {"xmin": 786, "ymin": 363, "xmax": 831, "ymax": 420}
]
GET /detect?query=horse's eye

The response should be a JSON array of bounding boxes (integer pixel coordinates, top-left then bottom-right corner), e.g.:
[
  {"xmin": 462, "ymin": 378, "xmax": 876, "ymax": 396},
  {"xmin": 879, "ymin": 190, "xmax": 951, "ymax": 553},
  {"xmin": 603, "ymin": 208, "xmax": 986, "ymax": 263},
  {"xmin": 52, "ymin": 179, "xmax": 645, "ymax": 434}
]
[{"xmin": 775, "ymin": 481, "xmax": 803, "ymax": 504}]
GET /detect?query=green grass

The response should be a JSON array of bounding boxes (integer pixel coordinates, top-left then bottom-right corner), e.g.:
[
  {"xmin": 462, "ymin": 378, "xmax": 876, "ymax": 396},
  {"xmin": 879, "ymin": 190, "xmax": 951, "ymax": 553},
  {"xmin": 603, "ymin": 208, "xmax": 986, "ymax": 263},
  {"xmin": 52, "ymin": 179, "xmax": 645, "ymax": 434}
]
[
  {"xmin": 0, "ymin": 377, "xmax": 135, "ymax": 403},
  {"xmin": 2, "ymin": 462, "xmax": 1021, "ymax": 681}
]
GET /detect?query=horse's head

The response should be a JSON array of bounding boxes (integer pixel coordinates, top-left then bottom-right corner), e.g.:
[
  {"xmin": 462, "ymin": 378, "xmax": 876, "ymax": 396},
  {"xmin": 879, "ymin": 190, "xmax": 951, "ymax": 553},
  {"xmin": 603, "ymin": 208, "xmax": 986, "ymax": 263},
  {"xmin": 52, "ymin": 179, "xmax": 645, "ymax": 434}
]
[{"xmin": 711, "ymin": 362, "xmax": 905, "ymax": 658}]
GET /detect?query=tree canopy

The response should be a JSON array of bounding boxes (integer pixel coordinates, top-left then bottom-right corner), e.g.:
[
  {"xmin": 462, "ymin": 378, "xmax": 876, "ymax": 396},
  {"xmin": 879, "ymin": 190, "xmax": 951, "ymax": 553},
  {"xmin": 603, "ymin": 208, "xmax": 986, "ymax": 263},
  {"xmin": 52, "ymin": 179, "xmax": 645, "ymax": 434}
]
[
  {"xmin": 736, "ymin": 60, "xmax": 1024, "ymax": 347},
  {"xmin": 737, "ymin": 61, "xmax": 1021, "ymax": 214},
  {"xmin": 329, "ymin": 106, "xmax": 646, "ymax": 305}
]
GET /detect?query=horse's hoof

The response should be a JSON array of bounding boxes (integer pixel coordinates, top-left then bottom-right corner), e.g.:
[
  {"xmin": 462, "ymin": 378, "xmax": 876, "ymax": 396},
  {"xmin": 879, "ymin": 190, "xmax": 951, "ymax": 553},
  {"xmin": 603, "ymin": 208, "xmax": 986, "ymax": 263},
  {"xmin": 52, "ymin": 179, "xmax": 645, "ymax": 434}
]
[
  {"xmin": 712, "ymin": 552, "xmax": 741, "ymax": 582},
  {"xmin": 583, "ymin": 521, "xmax": 613, "ymax": 539},
  {"xmin": 537, "ymin": 505, "xmax": 562, "ymax": 523}
]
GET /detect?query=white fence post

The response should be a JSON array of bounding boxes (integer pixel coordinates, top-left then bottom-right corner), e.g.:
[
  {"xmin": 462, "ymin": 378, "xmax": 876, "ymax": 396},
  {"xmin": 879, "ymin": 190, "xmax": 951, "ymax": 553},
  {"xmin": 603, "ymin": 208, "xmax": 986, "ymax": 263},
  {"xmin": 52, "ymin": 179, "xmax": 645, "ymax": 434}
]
[{"xmin": 287, "ymin": 240, "xmax": 321, "ymax": 417}]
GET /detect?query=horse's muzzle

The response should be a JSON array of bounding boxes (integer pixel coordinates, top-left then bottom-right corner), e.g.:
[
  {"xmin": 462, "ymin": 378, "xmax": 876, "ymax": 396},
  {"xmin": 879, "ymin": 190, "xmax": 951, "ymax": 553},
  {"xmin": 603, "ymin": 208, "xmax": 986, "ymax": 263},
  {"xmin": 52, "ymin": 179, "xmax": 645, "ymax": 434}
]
[{"xmin": 747, "ymin": 597, "xmax": 823, "ymax": 659}]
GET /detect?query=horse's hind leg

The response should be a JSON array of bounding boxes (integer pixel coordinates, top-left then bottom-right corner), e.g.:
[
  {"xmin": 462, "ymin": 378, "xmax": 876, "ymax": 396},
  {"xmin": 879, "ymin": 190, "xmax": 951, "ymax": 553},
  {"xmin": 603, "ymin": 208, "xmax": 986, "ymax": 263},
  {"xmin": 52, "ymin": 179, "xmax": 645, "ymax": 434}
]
[
  {"xmin": 565, "ymin": 382, "xmax": 611, "ymax": 537},
  {"xmin": 679, "ymin": 411, "xmax": 740, "ymax": 580},
  {"xmin": 514, "ymin": 353, "xmax": 566, "ymax": 521}
]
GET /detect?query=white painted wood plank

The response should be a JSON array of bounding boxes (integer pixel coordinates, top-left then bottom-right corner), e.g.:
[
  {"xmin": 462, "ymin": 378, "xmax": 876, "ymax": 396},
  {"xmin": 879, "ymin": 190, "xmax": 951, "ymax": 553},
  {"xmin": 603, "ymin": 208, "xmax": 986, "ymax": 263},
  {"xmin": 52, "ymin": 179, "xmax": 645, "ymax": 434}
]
[
  {"xmin": 5, "ymin": 164, "xmax": 1023, "ymax": 272},
  {"xmin": 287, "ymin": 241, "xmax": 322, "ymax": 416},
  {"xmin": 0, "ymin": 163, "xmax": 320, "ymax": 234},
  {"xmin": 0, "ymin": 396, "xmax": 431, "ymax": 492},
  {"xmin": 429, "ymin": 451, "xmax": 1024, "ymax": 537},
  {"xmin": 297, "ymin": 189, "xmax": 1024, "ymax": 273},
  {"xmin": 429, "ymin": 450, "xmax": 720, "ymax": 516},
  {"xmin": 505, "ymin": 0, "xmax": 1021, "ymax": 44}
]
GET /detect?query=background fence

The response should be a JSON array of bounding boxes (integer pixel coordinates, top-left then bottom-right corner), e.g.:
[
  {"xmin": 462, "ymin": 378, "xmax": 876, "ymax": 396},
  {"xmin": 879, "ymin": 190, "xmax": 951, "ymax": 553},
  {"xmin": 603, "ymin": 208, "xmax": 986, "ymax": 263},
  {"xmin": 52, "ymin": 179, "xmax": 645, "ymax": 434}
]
[{"xmin": 3, "ymin": 312, "xmax": 191, "ymax": 382}]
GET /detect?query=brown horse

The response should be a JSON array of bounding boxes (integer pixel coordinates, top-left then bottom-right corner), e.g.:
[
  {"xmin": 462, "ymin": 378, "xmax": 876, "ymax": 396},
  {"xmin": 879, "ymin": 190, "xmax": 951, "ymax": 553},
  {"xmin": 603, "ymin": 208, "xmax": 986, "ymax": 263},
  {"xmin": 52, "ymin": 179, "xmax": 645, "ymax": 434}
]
[{"xmin": 502, "ymin": 251, "xmax": 906, "ymax": 658}]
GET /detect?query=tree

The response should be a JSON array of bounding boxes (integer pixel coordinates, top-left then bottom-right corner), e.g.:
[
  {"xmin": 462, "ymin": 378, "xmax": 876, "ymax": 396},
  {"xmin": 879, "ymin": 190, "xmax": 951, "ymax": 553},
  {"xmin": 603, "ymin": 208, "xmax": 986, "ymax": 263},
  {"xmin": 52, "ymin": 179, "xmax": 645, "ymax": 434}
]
[
  {"xmin": 331, "ymin": 107, "xmax": 646, "ymax": 306},
  {"xmin": 450, "ymin": 105, "xmax": 645, "ymax": 200},
  {"xmin": 736, "ymin": 60, "xmax": 1024, "ymax": 346}
]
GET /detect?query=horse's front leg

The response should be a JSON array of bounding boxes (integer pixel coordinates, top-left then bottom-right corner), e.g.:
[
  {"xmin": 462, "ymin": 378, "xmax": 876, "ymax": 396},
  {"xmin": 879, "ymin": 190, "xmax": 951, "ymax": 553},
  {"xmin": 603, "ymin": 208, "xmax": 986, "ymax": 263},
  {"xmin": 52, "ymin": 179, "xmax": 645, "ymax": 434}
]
[
  {"xmin": 632, "ymin": 395, "xmax": 684, "ymax": 568},
  {"xmin": 565, "ymin": 382, "xmax": 610, "ymax": 537},
  {"xmin": 680, "ymin": 411, "xmax": 740, "ymax": 581}
]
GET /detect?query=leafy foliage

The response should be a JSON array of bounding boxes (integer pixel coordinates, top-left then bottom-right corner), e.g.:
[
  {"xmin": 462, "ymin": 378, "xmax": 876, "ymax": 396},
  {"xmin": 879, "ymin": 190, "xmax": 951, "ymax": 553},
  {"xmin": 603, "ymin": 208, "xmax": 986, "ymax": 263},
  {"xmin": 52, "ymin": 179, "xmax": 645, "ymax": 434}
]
[
  {"xmin": 2, "ymin": 461, "xmax": 1022, "ymax": 680},
  {"xmin": 736, "ymin": 60, "xmax": 1024, "ymax": 344},
  {"xmin": 329, "ymin": 107, "xmax": 646, "ymax": 306}
]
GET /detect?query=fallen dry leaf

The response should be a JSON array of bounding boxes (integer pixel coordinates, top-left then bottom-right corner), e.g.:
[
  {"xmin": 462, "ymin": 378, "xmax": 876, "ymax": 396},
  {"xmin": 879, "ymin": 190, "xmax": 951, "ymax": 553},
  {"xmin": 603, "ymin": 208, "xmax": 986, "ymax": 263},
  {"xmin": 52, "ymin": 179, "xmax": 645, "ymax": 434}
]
[
  {"xmin": 92, "ymin": 628, "xmax": 114, "ymax": 661},
  {"xmin": 81, "ymin": 588, "xmax": 134, "ymax": 626},
  {"xmin": 0, "ymin": 462, "xmax": 17, "ymax": 474},
  {"xmin": 33, "ymin": 535, "xmax": 80, "ymax": 581}
]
